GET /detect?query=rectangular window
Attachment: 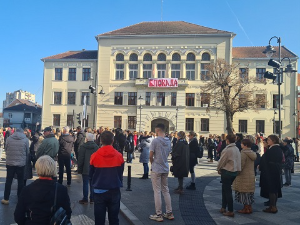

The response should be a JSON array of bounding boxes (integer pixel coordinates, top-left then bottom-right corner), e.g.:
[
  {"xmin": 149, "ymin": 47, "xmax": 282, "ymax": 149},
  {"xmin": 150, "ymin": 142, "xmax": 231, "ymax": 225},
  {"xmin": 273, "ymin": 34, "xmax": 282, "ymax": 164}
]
[
  {"xmin": 256, "ymin": 94, "xmax": 265, "ymax": 108},
  {"xmin": 171, "ymin": 64, "xmax": 180, "ymax": 78},
  {"xmin": 128, "ymin": 92, "xmax": 137, "ymax": 105},
  {"xmin": 186, "ymin": 93, "xmax": 195, "ymax": 106},
  {"xmin": 145, "ymin": 92, "xmax": 151, "ymax": 106},
  {"xmin": 239, "ymin": 94, "xmax": 248, "ymax": 108},
  {"xmin": 67, "ymin": 92, "xmax": 76, "ymax": 105},
  {"xmin": 81, "ymin": 92, "xmax": 90, "ymax": 105},
  {"xmin": 114, "ymin": 92, "xmax": 123, "ymax": 105},
  {"xmin": 128, "ymin": 116, "xmax": 136, "ymax": 129},
  {"xmin": 239, "ymin": 120, "xmax": 248, "ymax": 133},
  {"xmin": 273, "ymin": 94, "xmax": 283, "ymax": 108},
  {"xmin": 55, "ymin": 68, "xmax": 62, "ymax": 80},
  {"xmin": 239, "ymin": 68, "xmax": 248, "ymax": 82},
  {"xmin": 256, "ymin": 68, "xmax": 266, "ymax": 81},
  {"xmin": 68, "ymin": 68, "xmax": 76, "ymax": 81},
  {"xmin": 53, "ymin": 114, "xmax": 60, "ymax": 127},
  {"xmin": 201, "ymin": 118, "xmax": 209, "ymax": 131},
  {"xmin": 143, "ymin": 64, "xmax": 152, "ymax": 79},
  {"xmin": 171, "ymin": 92, "xmax": 177, "ymax": 106},
  {"xmin": 157, "ymin": 64, "xmax": 166, "ymax": 78},
  {"xmin": 274, "ymin": 121, "xmax": 282, "ymax": 134},
  {"xmin": 201, "ymin": 63, "xmax": 210, "ymax": 80},
  {"xmin": 256, "ymin": 120, "xmax": 265, "ymax": 133},
  {"xmin": 114, "ymin": 116, "xmax": 122, "ymax": 129},
  {"xmin": 186, "ymin": 64, "xmax": 195, "ymax": 80},
  {"xmin": 186, "ymin": 118, "xmax": 194, "ymax": 131},
  {"xmin": 116, "ymin": 64, "xmax": 124, "ymax": 80},
  {"xmin": 54, "ymin": 92, "xmax": 62, "ymax": 105},
  {"xmin": 201, "ymin": 93, "xmax": 210, "ymax": 107},
  {"xmin": 67, "ymin": 115, "xmax": 73, "ymax": 127},
  {"xmin": 156, "ymin": 92, "xmax": 165, "ymax": 106},
  {"xmin": 82, "ymin": 68, "xmax": 91, "ymax": 81},
  {"xmin": 129, "ymin": 64, "xmax": 138, "ymax": 80}
]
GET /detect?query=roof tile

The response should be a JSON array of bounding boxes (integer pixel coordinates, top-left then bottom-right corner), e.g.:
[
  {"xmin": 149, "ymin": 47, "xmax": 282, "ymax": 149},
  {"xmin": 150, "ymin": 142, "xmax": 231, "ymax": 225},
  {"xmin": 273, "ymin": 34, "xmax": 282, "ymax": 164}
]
[{"xmin": 42, "ymin": 50, "xmax": 98, "ymax": 60}]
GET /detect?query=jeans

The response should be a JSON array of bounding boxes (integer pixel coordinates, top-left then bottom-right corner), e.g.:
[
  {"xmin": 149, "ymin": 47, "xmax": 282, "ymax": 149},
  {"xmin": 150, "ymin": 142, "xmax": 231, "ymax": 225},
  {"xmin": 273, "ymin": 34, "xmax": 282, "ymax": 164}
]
[
  {"xmin": 221, "ymin": 170, "xmax": 236, "ymax": 212},
  {"xmin": 208, "ymin": 148, "xmax": 214, "ymax": 160},
  {"xmin": 143, "ymin": 163, "xmax": 149, "ymax": 175},
  {"xmin": 4, "ymin": 165, "xmax": 25, "ymax": 200},
  {"xmin": 94, "ymin": 189, "xmax": 121, "ymax": 225},
  {"xmin": 284, "ymin": 168, "xmax": 291, "ymax": 185},
  {"xmin": 151, "ymin": 172, "xmax": 172, "ymax": 215},
  {"xmin": 82, "ymin": 174, "xmax": 94, "ymax": 201},
  {"xmin": 58, "ymin": 156, "xmax": 71, "ymax": 185},
  {"xmin": 127, "ymin": 152, "xmax": 132, "ymax": 163},
  {"xmin": 178, "ymin": 177, "xmax": 183, "ymax": 189}
]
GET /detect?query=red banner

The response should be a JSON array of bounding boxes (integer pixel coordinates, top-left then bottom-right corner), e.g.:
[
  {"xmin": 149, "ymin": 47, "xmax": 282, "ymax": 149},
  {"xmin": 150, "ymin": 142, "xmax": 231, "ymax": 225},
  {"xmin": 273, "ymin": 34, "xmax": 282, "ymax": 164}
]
[{"xmin": 148, "ymin": 78, "xmax": 178, "ymax": 88}]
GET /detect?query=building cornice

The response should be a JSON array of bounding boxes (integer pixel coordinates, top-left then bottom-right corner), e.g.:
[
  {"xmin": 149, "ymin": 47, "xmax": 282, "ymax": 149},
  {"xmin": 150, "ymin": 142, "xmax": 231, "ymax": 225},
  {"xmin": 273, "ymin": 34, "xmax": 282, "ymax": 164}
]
[{"xmin": 41, "ymin": 59, "xmax": 98, "ymax": 62}]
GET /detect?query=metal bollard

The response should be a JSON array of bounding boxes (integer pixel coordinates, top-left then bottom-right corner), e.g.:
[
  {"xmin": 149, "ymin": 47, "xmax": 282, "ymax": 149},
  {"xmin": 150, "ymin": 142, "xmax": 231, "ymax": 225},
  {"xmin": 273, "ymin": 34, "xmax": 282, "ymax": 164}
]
[{"xmin": 126, "ymin": 165, "xmax": 132, "ymax": 191}]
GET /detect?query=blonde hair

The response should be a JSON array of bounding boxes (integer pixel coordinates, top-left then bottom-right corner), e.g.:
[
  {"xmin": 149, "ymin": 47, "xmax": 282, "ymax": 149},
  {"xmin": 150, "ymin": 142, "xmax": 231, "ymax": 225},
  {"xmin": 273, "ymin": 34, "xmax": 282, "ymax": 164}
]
[
  {"xmin": 245, "ymin": 135, "xmax": 255, "ymax": 145},
  {"xmin": 144, "ymin": 131, "xmax": 149, "ymax": 136},
  {"xmin": 35, "ymin": 155, "xmax": 57, "ymax": 177}
]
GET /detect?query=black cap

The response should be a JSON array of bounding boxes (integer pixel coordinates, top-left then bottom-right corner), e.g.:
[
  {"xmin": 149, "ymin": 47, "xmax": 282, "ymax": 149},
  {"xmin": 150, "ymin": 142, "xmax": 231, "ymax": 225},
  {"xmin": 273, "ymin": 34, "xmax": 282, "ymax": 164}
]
[{"xmin": 43, "ymin": 127, "xmax": 52, "ymax": 132}]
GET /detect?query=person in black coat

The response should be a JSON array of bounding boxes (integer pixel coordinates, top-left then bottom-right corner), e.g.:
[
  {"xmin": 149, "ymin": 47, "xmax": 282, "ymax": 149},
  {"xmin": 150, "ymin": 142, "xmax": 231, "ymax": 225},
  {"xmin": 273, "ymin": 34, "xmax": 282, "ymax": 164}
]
[
  {"xmin": 74, "ymin": 126, "xmax": 85, "ymax": 160},
  {"xmin": 186, "ymin": 131, "xmax": 198, "ymax": 190},
  {"xmin": 171, "ymin": 131, "xmax": 189, "ymax": 194},
  {"xmin": 4, "ymin": 127, "xmax": 11, "ymax": 148},
  {"xmin": 58, "ymin": 126, "xmax": 74, "ymax": 186},
  {"xmin": 235, "ymin": 133, "xmax": 243, "ymax": 151},
  {"xmin": 282, "ymin": 139, "xmax": 294, "ymax": 186},
  {"xmin": 14, "ymin": 155, "xmax": 71, "ymax": 224},
  {"xmin": 262, "ymin": 135, "xmax": 283, "ymax": 214}
]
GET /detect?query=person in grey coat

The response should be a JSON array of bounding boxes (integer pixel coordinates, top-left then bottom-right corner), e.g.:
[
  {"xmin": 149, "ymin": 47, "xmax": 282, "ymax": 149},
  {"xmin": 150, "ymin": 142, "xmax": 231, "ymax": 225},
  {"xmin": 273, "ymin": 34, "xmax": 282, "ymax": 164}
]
[
  {"xmin": 138, "ymin": 131, "xmax": 153, "ymax": 179},
  {"xmin": 1, "ymin": 128, "xmax": 29, "ymax": 205},
  {"xmin": 77, "ymin": 133, "xmax": 99, "ymax": 204}
]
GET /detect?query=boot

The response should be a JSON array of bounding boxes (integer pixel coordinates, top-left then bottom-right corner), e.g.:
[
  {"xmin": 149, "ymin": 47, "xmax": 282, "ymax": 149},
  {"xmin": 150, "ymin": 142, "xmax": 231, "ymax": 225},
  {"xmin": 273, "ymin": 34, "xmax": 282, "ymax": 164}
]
[
  {"xmin": 238, "ymin": 205, "xmax": 251, "ymax": 214},
  {"xmin": 139, "ymin": 173, "xmax": 148, "ymax": 179},
  {"xmin": 223, "ymin": 211, "xmax": 234, "ymax": 217},
  {"xmin": 186, "ymin": 182, "xmax": 196, "ymax": 190},
  {"xmin": 248, "ymin": 205, "xmax": 253, "ymax": 214},
  {"xmin": 263, "ymin": 206, "xmax": 278, "ymax": 214},
  {"xmin": 220, "ymin": 208, "xmax": 226, "ymax": 214}
]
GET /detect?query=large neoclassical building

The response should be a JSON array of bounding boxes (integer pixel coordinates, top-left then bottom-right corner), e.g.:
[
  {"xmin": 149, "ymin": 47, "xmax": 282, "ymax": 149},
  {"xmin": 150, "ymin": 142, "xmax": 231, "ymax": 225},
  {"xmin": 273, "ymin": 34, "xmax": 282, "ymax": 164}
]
[{"xmin": 41, "ymin": 21, "xmax": 298, "ymax": 137}]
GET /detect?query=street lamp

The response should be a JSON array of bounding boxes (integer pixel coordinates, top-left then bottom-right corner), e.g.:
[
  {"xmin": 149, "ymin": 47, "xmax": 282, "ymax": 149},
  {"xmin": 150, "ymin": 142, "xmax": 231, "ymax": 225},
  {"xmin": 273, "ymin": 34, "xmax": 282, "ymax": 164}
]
[
  {"xmin": 175, "ymin": 107, "xmax": 179, "ymax": 131},
  {"xmin": 138, "ymin": 96, "xmax": 143, "ymax": 132},
  {"xmin": 90, "ymin": 83, "xmax": 105, "ymax": 129},
  {"xmin": 272, "ymin": 110, "xmax": 277, "ymax": 134},
  {"xmin": 263, "ymin": 36, "xmax": 297, "ymax": 138}
]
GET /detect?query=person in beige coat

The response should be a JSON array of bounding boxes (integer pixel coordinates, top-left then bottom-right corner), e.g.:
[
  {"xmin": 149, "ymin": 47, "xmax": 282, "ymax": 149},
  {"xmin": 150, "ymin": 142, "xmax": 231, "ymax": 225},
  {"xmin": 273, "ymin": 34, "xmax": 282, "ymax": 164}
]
[{"xmin": 233, "ymin": 139, "xmax": 257, "ymax": 214}]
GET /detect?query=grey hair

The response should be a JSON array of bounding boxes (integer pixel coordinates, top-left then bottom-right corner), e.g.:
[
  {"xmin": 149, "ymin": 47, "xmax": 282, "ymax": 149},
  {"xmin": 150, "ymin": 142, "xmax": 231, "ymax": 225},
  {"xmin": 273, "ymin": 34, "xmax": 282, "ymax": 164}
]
[
  {"xmin": 63, "ymin": 126, "xmax": 70, "ymax": 133},
  {"xmin": 16, "ymin": 128, "xmax": 24, "ymax": 133},
  {"xmin": 245, "ymin": 135, "xmax": 255, "ymax": 145},
  {"xmin": 35, "ymin": 155, "xmax": 57, "ymax": 177},
  {"xmin": 86, "ymin": 132, "xmax": 95, "ymax": 141}
]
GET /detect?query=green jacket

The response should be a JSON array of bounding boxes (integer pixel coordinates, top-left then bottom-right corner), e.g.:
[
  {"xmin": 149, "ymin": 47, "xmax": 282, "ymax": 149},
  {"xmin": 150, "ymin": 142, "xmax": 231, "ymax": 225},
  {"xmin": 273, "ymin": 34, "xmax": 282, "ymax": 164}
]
[
  {"xmin": 36, "ymin": 134, "xmax": 59, "ymax": 159},
  {"xmin": 78, "ymin": 141, "xmax": 99, "ymax": 175}
]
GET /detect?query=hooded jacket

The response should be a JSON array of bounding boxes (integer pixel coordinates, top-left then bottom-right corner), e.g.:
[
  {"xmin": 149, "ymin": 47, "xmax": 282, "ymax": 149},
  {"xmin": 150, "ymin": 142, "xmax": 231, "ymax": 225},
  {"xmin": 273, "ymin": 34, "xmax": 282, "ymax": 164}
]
[
  {"xmin": 74, "ymin": 130, "xmax": 85, "ymax": 152},
  {"xmin": 138, "ymin": 136, "xmax": 153, "ymax": 163},
  {"xmin": 58, "ymin": 134, "xmax": 74, "ymax": 158},
  {"xmin": 149, "ymin": 136, "xmax": 172, "ymax": 174},
  {"xmin": 89, "ymin": 145, "xmax": 124, "ymax": 190},
  {"xmin": 14, "ymin": 179, "xmax": 71, "ymax": 225},
  {"xmin": 233, "ymin": 148, "xmax": 257, "ymax": 193},
  {"xmin": 5, "ymin": 131, "xmax": 29, "ymax": 167},
  {"xmin": 36, "ymin": 134, "xmax": 59, "ymax": 159},
  {"xmin": 78, "ymin": 141, "xmax": 99, "ymax": 175}
]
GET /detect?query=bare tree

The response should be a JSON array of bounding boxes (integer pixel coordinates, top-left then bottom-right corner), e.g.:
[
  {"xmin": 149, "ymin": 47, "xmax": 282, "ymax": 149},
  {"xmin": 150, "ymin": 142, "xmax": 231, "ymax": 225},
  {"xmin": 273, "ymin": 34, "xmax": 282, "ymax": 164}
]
[{"xmin": 200, "ymin": 59, "xmax": 267, "ymax": 135}]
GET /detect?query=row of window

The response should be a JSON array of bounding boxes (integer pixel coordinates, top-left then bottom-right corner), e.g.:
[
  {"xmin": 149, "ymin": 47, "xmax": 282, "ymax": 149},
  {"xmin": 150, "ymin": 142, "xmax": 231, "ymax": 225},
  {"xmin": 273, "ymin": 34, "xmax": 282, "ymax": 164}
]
[
  {"xmin": 53, "ymin": 92, "xmax": 90, "ymax": 105},
  {"xmin": 240, "ymin": 68, "xmax": 283, "ymax": 83},
  {"xmin": 54, "ymin": 68, "xmax": 91, "ymax": 81},
  {"xmin": 238, "ymin": 120, "xmax": 282, "ymax": 134},
  {"xmin": 53, "ymin": 114, "xmax": 89, "ymax": 127}
]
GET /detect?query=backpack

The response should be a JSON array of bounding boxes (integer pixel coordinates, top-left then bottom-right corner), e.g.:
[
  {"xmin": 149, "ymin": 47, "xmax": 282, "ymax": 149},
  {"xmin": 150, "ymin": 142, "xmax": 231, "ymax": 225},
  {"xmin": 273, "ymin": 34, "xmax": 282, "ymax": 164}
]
[
  {"xmin": 196, "ymin": 145, "xmax": 204, "ymax": 158},
  {"xmin": 125, "ymin": 140, "xmax": 133, "ymax": 153}
]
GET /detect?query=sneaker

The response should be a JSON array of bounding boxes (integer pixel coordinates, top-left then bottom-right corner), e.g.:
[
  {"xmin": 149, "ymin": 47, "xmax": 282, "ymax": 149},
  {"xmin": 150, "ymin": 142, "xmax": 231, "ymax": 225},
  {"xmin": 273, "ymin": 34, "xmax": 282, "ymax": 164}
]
[
  {"xmin": 163, "ymin": 212, "xmax": 174, "ymax": 220},
  {"xmin": 149, "ymin": 214, "xmax": 163, "ymax": 222},
  {"xmin": 1, "ymin": 199, "xmax": 9, "ymax": 205},
  {"xmin": 79, "ymin": 199, "xmax": 88, "ymax": 205}
]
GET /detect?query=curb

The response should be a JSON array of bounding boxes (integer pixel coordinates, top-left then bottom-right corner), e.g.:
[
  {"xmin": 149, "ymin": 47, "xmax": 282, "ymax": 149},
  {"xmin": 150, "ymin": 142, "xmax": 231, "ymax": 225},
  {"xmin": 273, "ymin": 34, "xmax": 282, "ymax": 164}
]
[{"xmin": 120, "ymin": 201, "xmax": 144, "ymax": 225}]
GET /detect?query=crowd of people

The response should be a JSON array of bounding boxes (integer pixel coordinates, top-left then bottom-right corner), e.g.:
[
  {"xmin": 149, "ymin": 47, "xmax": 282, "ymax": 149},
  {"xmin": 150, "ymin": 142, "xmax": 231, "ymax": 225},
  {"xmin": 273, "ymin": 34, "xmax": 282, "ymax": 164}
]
[{"xmin": 0, "ymin": 124, "xmax": 299, "ymax": 224}]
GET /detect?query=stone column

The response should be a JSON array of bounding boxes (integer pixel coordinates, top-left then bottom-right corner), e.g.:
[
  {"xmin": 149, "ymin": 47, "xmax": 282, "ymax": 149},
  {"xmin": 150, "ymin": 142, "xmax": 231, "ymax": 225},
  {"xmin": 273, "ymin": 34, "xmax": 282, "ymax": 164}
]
[
  {"xmin": 196, "ymin": 60, "xmax": 201, "ymax": 80},
  {"xmin": 153, "ymin": 62, "xmax": 157, "ymax": 78},
  {"xmin": 124, "ymin": 61, "xmax": 129, "ymax": 80},
  {"xmin": 138, "ymin": 61, "xmax": 143, "ymax": 79},
  {"xmin": 182, "ymin": 61, "xmax": 186, "ymax": 79}
]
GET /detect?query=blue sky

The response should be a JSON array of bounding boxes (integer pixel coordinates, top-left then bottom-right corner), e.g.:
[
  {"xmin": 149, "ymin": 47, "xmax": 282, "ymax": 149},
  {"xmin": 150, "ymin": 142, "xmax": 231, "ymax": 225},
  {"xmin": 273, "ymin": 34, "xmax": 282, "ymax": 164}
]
[{"xmin": 0, "ymin": 0, "xmax": 299, "ymax": 110}]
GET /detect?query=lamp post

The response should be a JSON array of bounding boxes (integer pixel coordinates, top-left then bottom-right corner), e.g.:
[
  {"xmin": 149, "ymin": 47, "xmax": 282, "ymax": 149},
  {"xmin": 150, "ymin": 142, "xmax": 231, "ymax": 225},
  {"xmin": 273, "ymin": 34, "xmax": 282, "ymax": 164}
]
[
  {"xmin": 138, "ymin": 96, "xmax": 143, "ymax": 132},
  {"xmin": 89, "ymin": 79, "xmax": 105, "ymax": 129},
  {"xmin": 272, "ymin": 110, "xmax": 277, "ymax": 134},
  {"xmin": 293, "ymin": 111, "xmax": 299, "ymax": 138},
  {"xmin": 263, "ymin": 36, "xmax": 297, "ymax": 139},
  {"xmin": 175, "ymin": 107, "xmax": 179, "ymax": 131}
]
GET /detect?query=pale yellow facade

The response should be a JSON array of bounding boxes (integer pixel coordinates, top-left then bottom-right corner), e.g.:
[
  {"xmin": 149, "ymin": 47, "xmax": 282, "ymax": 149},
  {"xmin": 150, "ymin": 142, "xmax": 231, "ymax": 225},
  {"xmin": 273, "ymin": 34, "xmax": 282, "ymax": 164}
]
[{"xmin": 41, "ymin": 23, "xmax": 298, "ymax": 138}]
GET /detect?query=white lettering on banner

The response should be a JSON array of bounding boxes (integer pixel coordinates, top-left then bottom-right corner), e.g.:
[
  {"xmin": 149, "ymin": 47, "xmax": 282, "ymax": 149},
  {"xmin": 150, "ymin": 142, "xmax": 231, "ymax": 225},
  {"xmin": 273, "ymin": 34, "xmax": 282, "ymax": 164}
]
[{"xmin": 148, "ymin": 78, "xmax": 178, "ymax": 88}]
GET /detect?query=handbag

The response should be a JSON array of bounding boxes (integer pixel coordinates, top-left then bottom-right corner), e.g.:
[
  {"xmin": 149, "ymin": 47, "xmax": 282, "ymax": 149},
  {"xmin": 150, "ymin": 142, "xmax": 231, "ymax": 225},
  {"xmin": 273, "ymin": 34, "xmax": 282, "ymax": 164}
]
[{"xmin": 50, "ymin": 183, "xmax": 72, "ymax": 225}]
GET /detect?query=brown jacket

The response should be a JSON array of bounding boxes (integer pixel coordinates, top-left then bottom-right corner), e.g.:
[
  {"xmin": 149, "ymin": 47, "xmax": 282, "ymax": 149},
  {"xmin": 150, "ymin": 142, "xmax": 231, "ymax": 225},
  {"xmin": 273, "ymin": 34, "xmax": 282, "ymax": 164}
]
[{"xmin": 233, "ymin": 148, "xmax": 257, "ymax": 193}]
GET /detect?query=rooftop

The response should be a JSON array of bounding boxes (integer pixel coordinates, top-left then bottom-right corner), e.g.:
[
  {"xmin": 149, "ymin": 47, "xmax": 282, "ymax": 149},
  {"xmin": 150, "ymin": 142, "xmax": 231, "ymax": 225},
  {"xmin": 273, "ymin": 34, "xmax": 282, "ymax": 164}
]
[
  {"xmin": 6, "ymin": 99, "xmax": 41, "ymax": 109},
  {"xmin": 41, "ymin": 50, "xmax": 98, "ymax": 60},
  {"xmin": 97, "ymin": 21, "xmax": 233, "ymax": 37}
]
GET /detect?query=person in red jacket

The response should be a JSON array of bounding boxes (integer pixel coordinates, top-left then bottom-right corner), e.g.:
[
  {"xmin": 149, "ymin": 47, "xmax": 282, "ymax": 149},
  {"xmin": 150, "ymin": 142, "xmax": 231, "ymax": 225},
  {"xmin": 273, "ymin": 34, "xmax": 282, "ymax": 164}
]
[{"xmin": 89, "ymin": 131, "xmax": 124, "ymax": 225}]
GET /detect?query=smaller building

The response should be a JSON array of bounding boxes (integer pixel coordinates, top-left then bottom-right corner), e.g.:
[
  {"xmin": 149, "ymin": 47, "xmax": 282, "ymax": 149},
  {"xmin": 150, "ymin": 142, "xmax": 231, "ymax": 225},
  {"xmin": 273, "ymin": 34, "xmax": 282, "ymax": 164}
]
[
  {"xmin": 3, "ymin": 99, "xmax": 42, "ymax": 131},
  {"xmin": 3, "ymin": 90, "xmax": 36, "ymax": 110},
  {"xmin": 0, "ymin": 113, "xmax": 3, "ymax": 128}
]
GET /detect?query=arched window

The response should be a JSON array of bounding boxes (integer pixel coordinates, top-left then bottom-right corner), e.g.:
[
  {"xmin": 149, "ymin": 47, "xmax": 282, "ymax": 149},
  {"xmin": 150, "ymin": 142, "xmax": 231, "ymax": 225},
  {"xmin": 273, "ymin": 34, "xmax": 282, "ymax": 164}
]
[
  {"xmin": 157, "ymin": 53, "xmax": 166, "ymax": 61},
  {"xmin": 129, "ymin": 53, "xmax": 138, "ymax": 61},
  {"xmin": 143, "ymin": 53, "xmax": 152, "ymax": 61},
  {"xmin": 202, "ymin": 53, "xmax": 211, "ymax": 61},
  {"xmin": 187, "ymin": 53, "xmax": 195, "ymax": 61},
  {"xmin": 172, "ymin": 53, "xmax": 181, "ymax": 61},
  {"xmin": 116, "ymin": 53, "xmax": 124, "ymax": 61}
]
